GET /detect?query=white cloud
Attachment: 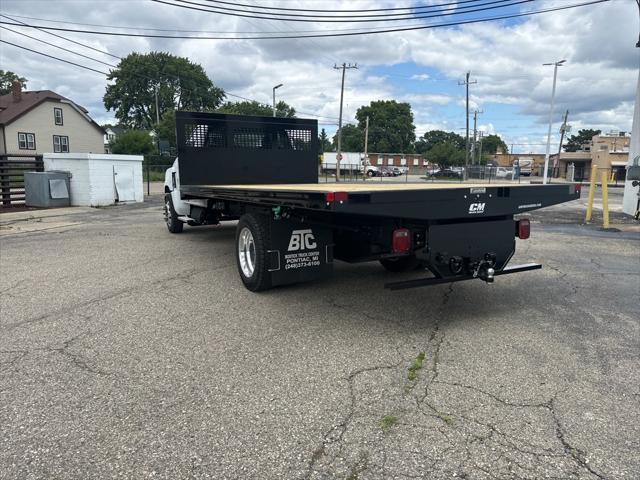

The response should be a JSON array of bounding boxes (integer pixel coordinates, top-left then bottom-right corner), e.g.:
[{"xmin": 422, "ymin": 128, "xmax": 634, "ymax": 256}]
[{"xmin": 0, "ymin": 0, "xmax": 635, "ymax": 136}]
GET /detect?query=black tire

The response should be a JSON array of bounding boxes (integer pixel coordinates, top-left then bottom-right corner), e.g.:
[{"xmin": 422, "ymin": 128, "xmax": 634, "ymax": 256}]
[
  {"xmin": 380, "ymin": 255, "xmax": 420, "ymax": 272},
  {"xmin": 367, "ymin": 170, "xmax": 375, "ymax": 177},
  {"xmin": 236, "ymin": 213, "xmax": 272, "ymax": 292},
  {"xmin": 164, "ymin": 194, "xmax": 183, "ymax": 233}
]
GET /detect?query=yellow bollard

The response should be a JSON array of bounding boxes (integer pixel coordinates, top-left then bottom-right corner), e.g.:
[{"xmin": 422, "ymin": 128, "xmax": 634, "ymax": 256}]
[
  {"xmin": 585, "ymin": 164, "xmax": 598, "ymax": 222},
  {"xmin": 601, "ymin": 171, "xmax": 609, "ymax": 229}
]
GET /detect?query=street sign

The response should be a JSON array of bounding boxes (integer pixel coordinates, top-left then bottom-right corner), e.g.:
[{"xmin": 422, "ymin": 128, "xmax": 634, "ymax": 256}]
[{"xmin": 336, "ymin": 153, "xmax": 343, "ymax": 161}]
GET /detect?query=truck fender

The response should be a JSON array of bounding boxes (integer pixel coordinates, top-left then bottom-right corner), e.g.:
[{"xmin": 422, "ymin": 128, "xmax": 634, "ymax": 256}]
[{"xmin": 164, "ymin": 159, "xmax": 190, "ymax": 216}]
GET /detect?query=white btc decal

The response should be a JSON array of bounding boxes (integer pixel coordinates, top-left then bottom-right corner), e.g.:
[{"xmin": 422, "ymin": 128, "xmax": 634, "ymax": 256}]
[
  {"xmin": 468, "ymin": 203, "xmax": 486, "ymax": 214},
  {"xmin": 288, "ymin": 229, "xmax": 317, "ymax": 251}
]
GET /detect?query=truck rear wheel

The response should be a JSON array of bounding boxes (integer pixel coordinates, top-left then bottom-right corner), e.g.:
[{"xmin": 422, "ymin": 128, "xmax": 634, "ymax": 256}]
[
  {"xmin": 164, "ymin": 194, "xmax": 183, "ymax": 233},
  {"xmin": 380, "ymin": 255, "xmax": 419, "ymax": 272},
  {"xmin": 236, "ymin": 213, "xmax": 272, "ymax": 292}
]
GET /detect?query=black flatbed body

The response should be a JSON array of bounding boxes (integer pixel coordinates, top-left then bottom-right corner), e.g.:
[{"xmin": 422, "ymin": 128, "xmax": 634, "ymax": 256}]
[{"xmin": 181, "ymin": 182, "xmax": 580, "ymax": 221}]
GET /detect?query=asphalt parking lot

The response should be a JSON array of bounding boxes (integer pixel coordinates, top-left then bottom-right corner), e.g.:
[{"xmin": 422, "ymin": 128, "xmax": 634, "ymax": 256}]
[{"xmin": 1, "ymin": 189, "xmax": 639, "ymax": 479}]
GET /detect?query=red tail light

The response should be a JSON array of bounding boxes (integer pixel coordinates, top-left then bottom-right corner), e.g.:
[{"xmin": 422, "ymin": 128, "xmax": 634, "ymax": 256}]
[
  {"xmin": 516, "ymin": 219, "xmax": 530, "ymax": 239},
  {"xmin": 325, "ymin": 192, "xmax": 348, "ymax": 203},
  {"xmin": 392, "ymin": 228, "xmax": 411, "ymax": 253}
]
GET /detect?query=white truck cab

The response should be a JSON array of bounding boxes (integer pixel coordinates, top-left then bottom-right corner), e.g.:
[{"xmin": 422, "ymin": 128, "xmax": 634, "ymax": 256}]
[{"xmin": 163, "ymin": 158, "xmax": 210, "ymax": 232}]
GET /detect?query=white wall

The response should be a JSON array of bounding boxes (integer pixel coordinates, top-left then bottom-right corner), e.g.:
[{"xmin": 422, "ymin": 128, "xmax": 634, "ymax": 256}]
[{"xmin": 44, "ymin": 153, "xmax": 144, "ymax": 206}]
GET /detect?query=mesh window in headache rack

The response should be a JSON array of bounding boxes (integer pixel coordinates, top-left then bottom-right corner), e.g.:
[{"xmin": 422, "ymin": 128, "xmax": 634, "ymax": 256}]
[{"xmin": 184, "ymin": 123, "xmax": 226, "ymax": 148}]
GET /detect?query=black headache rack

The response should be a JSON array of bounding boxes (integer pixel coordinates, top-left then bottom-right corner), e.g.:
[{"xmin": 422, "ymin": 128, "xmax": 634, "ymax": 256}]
[{"xmin": 176, "ymin": 111, "xmax": 319, "ymax": 186}]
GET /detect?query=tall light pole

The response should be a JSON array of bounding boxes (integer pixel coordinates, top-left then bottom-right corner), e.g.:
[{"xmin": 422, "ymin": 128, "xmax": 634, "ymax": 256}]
[
  {"xmin": 542, "ymin": 59, "xmax": 566, "ymax": 184},
  {"xmin": 272, "ymin": 83, "xmax": 283, "ymax": 117}
]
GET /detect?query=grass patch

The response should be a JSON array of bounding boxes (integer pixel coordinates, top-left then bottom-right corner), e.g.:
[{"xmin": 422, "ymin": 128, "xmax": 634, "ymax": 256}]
[
  {"xmin": 407, "ymin": 352, "xmax": 426, "ymax": 381},
  {"xmin": 380, "ymin": 415, "xmax": 398, "ymax": 430},
  {"xmin": 438, "ymin": 413, "xmax": 453, "ymax": 425},
  {"xmin": 143, "ymin": 170, "xmax": 165, "ymax": 182}
]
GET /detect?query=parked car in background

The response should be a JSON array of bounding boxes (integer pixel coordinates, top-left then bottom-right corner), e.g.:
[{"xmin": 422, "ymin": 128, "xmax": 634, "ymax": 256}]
[
  {"xmin": 429, "ymin": 168, "xmax": 462, "ymax": 179},
  {"xmin": 362, "ymin": 164, "xmax": 380, "ymax": 177},
  {"xmin": 495, "ymin": 167, "xmax": 514, "ymax": 179}
]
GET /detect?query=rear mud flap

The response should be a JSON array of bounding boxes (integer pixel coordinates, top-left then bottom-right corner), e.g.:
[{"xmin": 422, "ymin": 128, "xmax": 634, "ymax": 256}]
[{"xmin": 266, "ymin": 219, "xmax": 333, "ymax": 287}]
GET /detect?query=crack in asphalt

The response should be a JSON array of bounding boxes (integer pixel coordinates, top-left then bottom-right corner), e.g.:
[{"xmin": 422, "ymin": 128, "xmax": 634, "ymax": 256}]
[
  {"xmin": 46, "ymin": 331, "xmax": 109, "ymax": 377},
  {"xmin": 304, "ymin": 279, "xmax": 609, "ymax": 479},
  {"xmin": 304, "ymin": 361, "xmax": 401, "ymax": 480},
  {"xmin": 0, "ymin": 266, "xmax": 217, "ymax": 332}
]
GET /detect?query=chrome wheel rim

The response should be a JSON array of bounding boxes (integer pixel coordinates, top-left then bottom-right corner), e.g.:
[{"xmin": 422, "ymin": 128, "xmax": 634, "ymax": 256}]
[
  {"xmin": 165, "ymin": 199, "xmax": 172, "ymax": 227},
  {"xmin": 238, "ymin": 227, "xmax": 256, "ymax": 278}
]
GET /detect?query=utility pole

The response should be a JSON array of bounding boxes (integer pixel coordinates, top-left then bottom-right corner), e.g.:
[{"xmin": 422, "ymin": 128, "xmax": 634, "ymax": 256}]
[
  {"xmin": 555, "ymin": 110, "xmax": 570, "ymax": 177},
  {"xmin": 542, "ymin": 59, "xmax": 566, "ymax": 184},
  {"xmin": 472, "ymin": 110, "xmax": 482, "ymax": 164},
  {"xmin": 363, "ymin": 115, "xmax": 369, "ymax": 181},
  {"xmin": 154, "ymin": 85, "xmax": 160, "ymax": 124},
  {"xmin": 334, "ymin": 63, "xmax": 358, "ymax": 182},
  {"xmin": 459, "ymin": 72, "xmax": 477, "ymax": 179},
  {"xmin": 478, "ymin": 132, "xmax": 484, "ymax": 165}
]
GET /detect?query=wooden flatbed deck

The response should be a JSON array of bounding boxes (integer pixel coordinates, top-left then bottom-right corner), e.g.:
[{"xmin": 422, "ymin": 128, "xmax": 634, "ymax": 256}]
[{"xmin": 197, "ymin": 182, "xmax": 522, "ymax": 193}]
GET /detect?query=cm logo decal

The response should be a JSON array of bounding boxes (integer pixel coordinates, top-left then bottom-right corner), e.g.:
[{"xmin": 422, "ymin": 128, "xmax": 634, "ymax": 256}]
[
  {"xmin": 288, "ymin": 229, "xmax": 317, "ymax": 251},
  {"xmin": 468, "ymin": 203, "xmax": 486, "ymax": 214}
]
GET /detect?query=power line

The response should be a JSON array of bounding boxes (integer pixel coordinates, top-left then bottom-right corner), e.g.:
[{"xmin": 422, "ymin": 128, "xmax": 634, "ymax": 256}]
[
  {"xmin": 0, "ymin": 11, "xmax": 521, "ymax": 35},
  {"xmin": 0, "ymin": 39, "xmax": 339, "ymax": 123},
  {"xmin": 170, "ymin": 0, "xmax": 519, "ymax": 20},
  {"xmin": 0, "ymin": 25, "xmax": 119, "ymax": 68},
  {"xmin": 0, "ymin": 1, "xmax": 610, "ymax": 40},
  {"xmin": 157, "ymin": 0, "xmax": 536, "ymax": 23},
  {"xmin": 200, "ymin": 0, "xmax": 490, "ymax": 14},
  {"xmin": 0, "ymin": 14, "xmax": 122, "ymax": 60},
  {"xmin": 0, "ymin": 39, "xmax": 110, "ymax": 75}
]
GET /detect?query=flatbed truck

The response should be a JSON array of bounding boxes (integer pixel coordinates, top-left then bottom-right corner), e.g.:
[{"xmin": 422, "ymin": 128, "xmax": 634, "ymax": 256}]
[{"xmin": 164, "ymin": 112, "xmax": 581, "ymax": 292}]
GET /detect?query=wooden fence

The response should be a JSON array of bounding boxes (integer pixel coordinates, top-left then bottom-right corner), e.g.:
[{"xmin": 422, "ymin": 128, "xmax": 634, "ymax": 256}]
[{"xmin": 0, "ymin": 154, "xmax": 44, "ymax": 207}]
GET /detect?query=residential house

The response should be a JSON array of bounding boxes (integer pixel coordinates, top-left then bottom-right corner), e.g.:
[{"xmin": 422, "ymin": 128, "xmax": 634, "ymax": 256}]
[
  {"xmin": 0, "ymin": 81, "xmax": 104, "ymax": 155},
  {"xmin": 104, "ymin": 125, "xmax": 126, "ymax": 153}
]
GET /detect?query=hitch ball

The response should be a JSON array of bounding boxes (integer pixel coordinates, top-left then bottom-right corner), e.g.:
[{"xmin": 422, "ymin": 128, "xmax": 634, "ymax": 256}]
[{"xmin": 485, "ymin": 267, "xmax": 495, "ymax": 283}]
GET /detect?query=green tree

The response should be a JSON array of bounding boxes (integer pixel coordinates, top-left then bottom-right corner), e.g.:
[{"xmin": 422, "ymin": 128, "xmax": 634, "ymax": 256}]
[
  {"xmin": 319, "ymin": 128, "xmax": 332, "ymax": 153},
  {"xmin": 110, "ymin": 130, "xmax": 156, "ymax": 155},
  {"xmin": 564, "ymin": 128, "xmax": 601, "ymax": 152},
  {"xmin": 104, "ymin": 52, "xmax": 224, "ymax": 130},
  {"xmin": 354, "ymin": 101, "xmax": 415, "ymax": 153},
  {"xmin": 333, "ymin": 124, "xmax": 364, "ymax": 151},
  {"xmin": 427, "ymin": 142, "xmax": 465, "ymax": 169},
  {"xmin": 480, "ymin": 134, "xmax": 508, "ymax": 154},
  {"xmin": 415, "ymin": 130, "xmax": 465, "ymax": 154},
  {"xmin": 217, "ymin": 100, "xmax": 296, "ymax": 117},
  {"xmin": 0, "ymin": 70, "xmax": 27, "ymax": 95}
]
